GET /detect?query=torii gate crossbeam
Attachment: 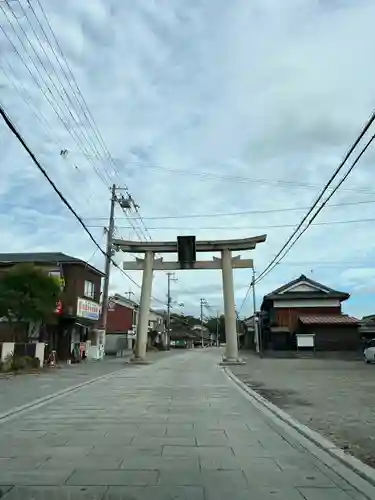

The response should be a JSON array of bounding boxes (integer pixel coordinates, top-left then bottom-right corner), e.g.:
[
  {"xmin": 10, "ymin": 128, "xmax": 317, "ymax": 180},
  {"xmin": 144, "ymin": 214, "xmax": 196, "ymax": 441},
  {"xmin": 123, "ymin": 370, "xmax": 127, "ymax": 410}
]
[{"xmin": 113, "ymin": 235, "xmax": 267, "ymax": 364}]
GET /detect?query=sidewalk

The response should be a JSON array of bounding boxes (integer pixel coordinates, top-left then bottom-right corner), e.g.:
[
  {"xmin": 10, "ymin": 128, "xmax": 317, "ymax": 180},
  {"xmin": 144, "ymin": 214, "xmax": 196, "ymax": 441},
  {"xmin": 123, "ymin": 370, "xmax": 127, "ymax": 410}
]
[
  {"xmin": 0, "ymin": 349, "xmax": 373, "ymax": 499},
  {"xmin": 0, "ymin": 350, "xmax": 171, "ymax": 416}
]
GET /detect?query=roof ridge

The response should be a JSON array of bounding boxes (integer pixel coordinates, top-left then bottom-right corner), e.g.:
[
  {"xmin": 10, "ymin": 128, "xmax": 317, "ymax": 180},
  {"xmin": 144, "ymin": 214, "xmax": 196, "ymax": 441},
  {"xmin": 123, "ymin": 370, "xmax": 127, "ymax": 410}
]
[
  {"xmin": 265, "ymin": 274, "xmax": 349, "ymax": 298},
  {"xmin": 0, "ymin": 252, "xmax": 104, "ymax": 276}
]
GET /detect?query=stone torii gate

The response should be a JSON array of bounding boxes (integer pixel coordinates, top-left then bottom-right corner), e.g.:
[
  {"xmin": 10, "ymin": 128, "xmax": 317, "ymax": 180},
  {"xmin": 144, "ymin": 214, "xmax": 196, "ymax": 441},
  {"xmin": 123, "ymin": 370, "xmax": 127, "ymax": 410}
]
[{"xmin": 113, "ymin": 235, "xmax": 266, "ymax": 364}]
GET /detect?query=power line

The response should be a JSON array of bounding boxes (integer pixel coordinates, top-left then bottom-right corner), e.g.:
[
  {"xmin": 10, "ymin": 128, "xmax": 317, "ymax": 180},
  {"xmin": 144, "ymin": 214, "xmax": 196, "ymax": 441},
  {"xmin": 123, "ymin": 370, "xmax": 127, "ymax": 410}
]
[
  {"xmin": 0, "ymin": 58, "xmax": 102, "ymax": 215},
  {"xmin": 5, "ymin": 0, "xmax": 372, "ymax": 242},
  {"xmin": 237, "ymin": 257, "xmax": 375, "ymax": 317},
  {"xmin": 0, "ymin": 55, "xmax": 107, "ymax": 215},
  {"xmin": 0, "ymin": 103, "xmax": 166, "ymax": 306},
  {"xmin": 278, "ymin": 261, "xmax": 375, "ymax": 267},
  {"xmin": 5, "ymin": 1, "xmax": 114, "ymax": 184},
  {"xmin": 254, "ymin": 113, "xmax": 375, "ymax": 286},
  {"xmin": 81, "ymin": 198, "xmax": 375, "ymax": 221},
  {"xmin": 24, "ymin": 0, "xmax": 151, "ymax": 236},
  {"xmin": 0, "ymin": 57, "xmax": 54, "ymax": 140},
  {"xmin": 0, "ymin": 103, "xmax": 103, "ymax": 247},
  {"xmin": 238, "ymin": 115, "xmax": 375, "ymax": 314},
  {"xmin": 2, "ymin": 0, "xmax": 152, "ymax": 240},
  {"xmin": 255, "ymin": 131, "xmax": 375, "ymax": 285},
  {"xmin": 0, "ymin": 7, "xmax": 111, "ymax": 187},
  {"xmin": 117, "ymin": 201, "xmax": 149, "ymax": 241},
  {"xmin": 122, "ymin": 160, "xmax": 375, "ymax": 196},
  {"xmin": 85, "ymin": 233, "xmax": 105, "ymax": 264},
  {"xmin": 0, "ymin": 1, "xmax": 110, "ymax": 179},
  {"xmin": 86, "ymin": 217, "xmax": 375, "ymax": 230},
  {"xmin": 23, "ymin": 0, "xmax": 118, "ymax": 181}
]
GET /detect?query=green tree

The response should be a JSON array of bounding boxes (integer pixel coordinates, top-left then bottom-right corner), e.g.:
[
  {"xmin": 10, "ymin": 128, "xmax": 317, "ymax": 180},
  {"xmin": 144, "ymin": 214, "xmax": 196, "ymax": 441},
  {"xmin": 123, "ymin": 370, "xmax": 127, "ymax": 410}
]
[
  {"xmin": 204, "ymin": 315, "xmax": 226, "ymax": 342},
  {"xmin": 0, "ymin": 263, "xmax": 61, "ymax": 341},
  {"xmin": 205, "ymin": 316, "xmax": 219, "ymax": 334},
  {"xmin": 170, "ymin": 313, "xmax": 200, "ymax": 328}
]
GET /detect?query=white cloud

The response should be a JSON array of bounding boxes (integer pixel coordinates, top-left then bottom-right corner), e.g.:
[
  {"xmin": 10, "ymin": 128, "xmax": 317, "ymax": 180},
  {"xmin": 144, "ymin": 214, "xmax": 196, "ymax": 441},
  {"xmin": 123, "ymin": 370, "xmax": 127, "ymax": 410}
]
[{"xmin": 1, "ymin": 0, "xmax": 375, "ymax": 319}]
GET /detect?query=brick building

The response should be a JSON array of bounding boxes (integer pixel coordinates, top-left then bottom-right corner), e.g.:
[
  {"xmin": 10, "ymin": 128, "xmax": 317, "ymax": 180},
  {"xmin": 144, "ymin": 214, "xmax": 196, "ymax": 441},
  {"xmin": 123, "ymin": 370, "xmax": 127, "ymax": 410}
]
[
  {"xmin": 0, "ymin": 252, "xmax": 104, "ymax": 360},
  {"xmin": 105, "ymin": 294, "xmax": 138, "ymax": 353},
  {"xmin": 105, "ymin": 296, "xmax": 167, "ymax": 354}
]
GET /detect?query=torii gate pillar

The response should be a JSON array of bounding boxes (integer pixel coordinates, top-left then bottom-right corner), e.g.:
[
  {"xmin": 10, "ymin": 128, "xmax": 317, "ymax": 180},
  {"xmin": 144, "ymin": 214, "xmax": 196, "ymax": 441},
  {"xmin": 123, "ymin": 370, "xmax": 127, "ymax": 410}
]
[
  {"xmin": 221, "ymin": 249, "xmax": 239, "ymax": 362},
  {"xmin": 133, "ymin": 251, "xmax": 154, "ymax": 361}
]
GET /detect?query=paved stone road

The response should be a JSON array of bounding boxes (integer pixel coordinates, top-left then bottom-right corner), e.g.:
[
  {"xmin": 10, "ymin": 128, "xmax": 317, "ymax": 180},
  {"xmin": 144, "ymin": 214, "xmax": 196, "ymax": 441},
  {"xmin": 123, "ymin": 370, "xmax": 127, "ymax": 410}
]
[
  {"xmin": 0, "ymin": 349, "xmax": 372, "ymax": 499},
  {"xmin": 0, "ymin": 351, "xmax": 176, "ymax": 415},
  {"xmin": 231, "ymin": 353, "xmax": 375, "ymax": 468},
  {"xmin": 0, "ymin": 358, "xmax": 128, "ymax": 415}
]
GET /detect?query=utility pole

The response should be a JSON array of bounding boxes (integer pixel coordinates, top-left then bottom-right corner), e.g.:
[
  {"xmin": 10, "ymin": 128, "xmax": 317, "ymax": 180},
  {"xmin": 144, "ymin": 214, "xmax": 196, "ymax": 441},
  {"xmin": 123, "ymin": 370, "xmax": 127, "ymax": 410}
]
[
  {"xmin": 252, "ymin": 267, "xmax": 262, "ymax": 356},
  {"xmin": 200, "ymin": 298, "xmax": 205, "ymax": 348},
  {"xmin": 101, "ymin": 184, "xmax": 116, "ymax": 333},
  {"xmin": 235, "ymin": 307, "xmax": 240, "ymax": 350},
  {"xmin": 216, "ymin": 310, "xmax": 219, "ymax": 347},
  {"xmin": 167, "ymin": 272, "xmax": 177, "ymax": 343},
  {"xmin": 125, "ymin": 289, "xmax": 135, "ymax": 301}
]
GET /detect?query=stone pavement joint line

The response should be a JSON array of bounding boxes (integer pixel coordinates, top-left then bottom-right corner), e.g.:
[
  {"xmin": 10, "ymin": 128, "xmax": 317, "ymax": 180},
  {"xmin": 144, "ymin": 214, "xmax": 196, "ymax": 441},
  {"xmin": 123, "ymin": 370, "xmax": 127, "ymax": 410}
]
[
  {"xmin": 0, "ymin": 350, "xmax": 373, "ymax": 499},
  {"xmin": 0, "ymin": 371, "xmax": 128, "ymax": 427}
]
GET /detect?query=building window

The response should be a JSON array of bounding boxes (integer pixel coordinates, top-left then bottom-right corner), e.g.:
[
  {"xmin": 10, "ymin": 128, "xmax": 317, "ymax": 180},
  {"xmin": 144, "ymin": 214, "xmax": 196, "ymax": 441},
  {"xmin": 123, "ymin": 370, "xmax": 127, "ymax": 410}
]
[{"xmin": 84, "ymin": 280, "xmax": 95, "ymax": 299}]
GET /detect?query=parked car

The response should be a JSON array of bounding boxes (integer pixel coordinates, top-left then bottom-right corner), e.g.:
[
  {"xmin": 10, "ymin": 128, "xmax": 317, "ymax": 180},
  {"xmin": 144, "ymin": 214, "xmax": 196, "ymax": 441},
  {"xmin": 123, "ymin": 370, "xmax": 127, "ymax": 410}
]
[{"xmin": 364, "ymin": 339, "xmax": 375, "ymax": 363}]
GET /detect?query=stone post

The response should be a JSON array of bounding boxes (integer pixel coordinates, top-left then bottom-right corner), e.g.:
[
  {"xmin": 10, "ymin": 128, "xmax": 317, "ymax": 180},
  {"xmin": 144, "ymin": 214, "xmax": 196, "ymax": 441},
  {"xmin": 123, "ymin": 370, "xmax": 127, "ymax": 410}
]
[
  {"xmin": 133, "ymin": 251, "xmax": 154, "ymax": 361},
  {"xmin": 221, "ymin": 248, "xmax": 240, "ymax": 362}
]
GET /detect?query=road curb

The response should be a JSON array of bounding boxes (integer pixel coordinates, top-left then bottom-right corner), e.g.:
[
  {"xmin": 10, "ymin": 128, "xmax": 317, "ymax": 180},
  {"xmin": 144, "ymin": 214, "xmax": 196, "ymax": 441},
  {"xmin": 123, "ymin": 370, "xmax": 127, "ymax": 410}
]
[
  {"xmin": 224, "ymin": 366, "xmax": 375, "ymax": 499},
  {"xmin": 0, "ymin": 366, "xmax": 128, "ymax": 425}
]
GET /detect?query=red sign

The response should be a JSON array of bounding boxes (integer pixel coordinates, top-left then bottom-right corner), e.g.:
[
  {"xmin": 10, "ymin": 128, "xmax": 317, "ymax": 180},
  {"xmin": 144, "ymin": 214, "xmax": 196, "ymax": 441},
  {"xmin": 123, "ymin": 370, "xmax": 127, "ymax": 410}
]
[{"xmin": 55, "ymin": 300, "xmax": 63, "ymax": 314}]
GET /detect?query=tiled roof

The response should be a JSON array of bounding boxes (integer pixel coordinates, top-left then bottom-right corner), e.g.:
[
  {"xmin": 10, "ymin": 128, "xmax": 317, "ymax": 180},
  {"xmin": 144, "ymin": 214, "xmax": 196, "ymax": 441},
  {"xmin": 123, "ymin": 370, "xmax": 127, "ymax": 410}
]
[
  {"xmin": 264, "ymin": 274, "xmax": 349, "ymax": 301},
  {"xmin": 0, "ymin": 252, "xmax": 78, "ymax": 263},
  {"xmin": 299, "ymin": 315, "xmax": 359, "ymax": 325},
  {"xmin": 0, "ymin": 252, "xmax": 104, "ymax": 276}
]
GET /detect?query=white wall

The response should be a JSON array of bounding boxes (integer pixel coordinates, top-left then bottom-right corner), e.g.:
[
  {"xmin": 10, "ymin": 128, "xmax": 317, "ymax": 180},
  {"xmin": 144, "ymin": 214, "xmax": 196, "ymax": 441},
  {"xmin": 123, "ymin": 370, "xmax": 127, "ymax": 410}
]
[
  {"xmin": 0, "ymin": 342, "xmax": 14, "ymax": 362},
  {"xmin": 148, "ymin": 311, "xmax": 165, "ymax": 332},
  {"xmin": 34, "ymin": 343, "xmax": 45, "ymax": 366},
  {"xmin": 273, "ymin": 298, "xmax": 340, "ymax": 308},
  {"xmin": 0, "ymin": 342, "xmax": 45, "ymax": 366}
]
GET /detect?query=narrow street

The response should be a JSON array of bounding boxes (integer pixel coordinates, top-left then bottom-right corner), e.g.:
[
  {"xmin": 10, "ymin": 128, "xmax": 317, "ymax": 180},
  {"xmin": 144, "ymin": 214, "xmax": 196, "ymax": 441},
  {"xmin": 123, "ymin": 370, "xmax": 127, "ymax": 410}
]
[{"xmin": 0, "ymin": 350, "xmax": 372, "ymax": 499}]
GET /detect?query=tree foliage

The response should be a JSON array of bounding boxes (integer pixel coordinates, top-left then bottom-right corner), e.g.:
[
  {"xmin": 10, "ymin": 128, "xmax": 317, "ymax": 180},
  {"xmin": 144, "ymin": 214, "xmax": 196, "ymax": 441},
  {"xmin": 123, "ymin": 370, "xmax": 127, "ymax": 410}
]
[
  {"xmin": 204, "ymin": 315, "xmax": 226, "ymax": 342},
  {"xmin": 204, "ymin": 316, "xmax": 218, "ymax": 334},
  {"xmin": 170, "ymin": 313, "xmax": 200, "ymax": 328},
  {"xmin": 0, "ymin": 264, "xmax": 61, "ymax": 330}
]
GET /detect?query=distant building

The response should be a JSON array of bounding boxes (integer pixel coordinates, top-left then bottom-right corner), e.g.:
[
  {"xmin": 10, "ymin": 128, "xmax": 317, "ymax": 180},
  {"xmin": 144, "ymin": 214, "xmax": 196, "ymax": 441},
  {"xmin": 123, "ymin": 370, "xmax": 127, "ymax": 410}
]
[
  {"xmin": 359, "ymin": 314, "xmax": 375, "ymax": 342},
  {"xmin": 190, "ymin": 324, "xmax": 212, "ymax": 346},
  {"xmin": 148, "ymin": 309, "xmax": 165, "ymax": 334},
  {"xmin": 105, "ymin": 294, "xmax": 138, "ymax": 353},
  {"xmin": 259, "ymin": 274, "xmax": 359, "ymax": 351},
  {"xmin": 105, "ymin": 299, "xmax": 168, "ymax": 355}
]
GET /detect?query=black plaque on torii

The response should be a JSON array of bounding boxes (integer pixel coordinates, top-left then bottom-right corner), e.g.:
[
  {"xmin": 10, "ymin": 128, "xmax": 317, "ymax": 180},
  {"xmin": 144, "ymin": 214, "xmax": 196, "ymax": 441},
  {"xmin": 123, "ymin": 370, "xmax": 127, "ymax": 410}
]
[{"xmin": 177, "ymin": 236, "xmax": 196, "ymax": 269}]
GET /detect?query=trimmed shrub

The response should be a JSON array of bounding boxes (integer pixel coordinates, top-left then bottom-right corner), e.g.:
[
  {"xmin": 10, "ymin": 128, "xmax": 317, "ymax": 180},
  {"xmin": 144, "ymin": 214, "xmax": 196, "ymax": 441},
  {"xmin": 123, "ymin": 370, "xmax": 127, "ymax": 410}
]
[
  {"xmin": 2, "ymin": 352, "xmax": 14, "ymax": 372},
  {"xmin": 0, "ymin": 353, "xmax": 41, "ymax": 372},
  {"xmin": 23, "ymin": 356, "xmax": 34, "ymax": 367},
  {"xmin": 12, "ymin": 356, "xmax": 27, "ymax": 371},
  {"xmin": 30, "ymin": 357, "xmax": 40, "ymax": 369}
]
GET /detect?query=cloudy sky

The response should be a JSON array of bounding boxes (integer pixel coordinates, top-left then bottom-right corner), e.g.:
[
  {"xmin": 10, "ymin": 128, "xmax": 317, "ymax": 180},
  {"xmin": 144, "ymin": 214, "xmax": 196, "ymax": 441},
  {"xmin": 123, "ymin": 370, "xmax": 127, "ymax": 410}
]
[{"xmin": 1, "ymin": 0, "xmax": 375, "ymax": 319}]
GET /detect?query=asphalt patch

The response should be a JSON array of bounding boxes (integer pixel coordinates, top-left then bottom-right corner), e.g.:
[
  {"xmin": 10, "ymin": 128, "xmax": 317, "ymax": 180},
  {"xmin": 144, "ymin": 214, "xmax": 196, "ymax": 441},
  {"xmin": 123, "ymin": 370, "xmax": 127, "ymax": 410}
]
[{"xmin": 237, "ymin": 377, "xmax": 312, "ymax": 408}]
